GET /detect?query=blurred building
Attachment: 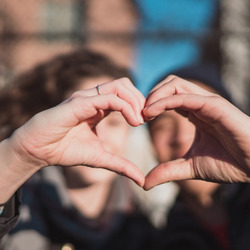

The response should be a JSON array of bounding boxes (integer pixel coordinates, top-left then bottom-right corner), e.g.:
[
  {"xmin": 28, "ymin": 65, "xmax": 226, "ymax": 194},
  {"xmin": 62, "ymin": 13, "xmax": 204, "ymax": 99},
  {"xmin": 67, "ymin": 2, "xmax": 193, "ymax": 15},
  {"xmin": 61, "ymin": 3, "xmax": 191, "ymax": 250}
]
[
  {"xmin": 0, "ymin": 0, "xmax": 136, "ymax": 77},
  {"xmin": 220, "ymin": 0, "xmax": 250, "ymax": 114},
  {"xmin": 0, "ymin": 0, "xmax": 249, "ymax": 113},
  {"xmin": 133, "ymin": 0, "xmax": 221, "ymax": 96}
]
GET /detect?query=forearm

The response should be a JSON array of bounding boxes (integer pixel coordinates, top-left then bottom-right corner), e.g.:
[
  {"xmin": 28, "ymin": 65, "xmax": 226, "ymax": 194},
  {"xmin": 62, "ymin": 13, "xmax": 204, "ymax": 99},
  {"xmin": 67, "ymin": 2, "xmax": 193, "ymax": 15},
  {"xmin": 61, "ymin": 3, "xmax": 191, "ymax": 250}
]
[{"xmin": 0, "ymin": 138, "xmax": 40, "ymax": 203}]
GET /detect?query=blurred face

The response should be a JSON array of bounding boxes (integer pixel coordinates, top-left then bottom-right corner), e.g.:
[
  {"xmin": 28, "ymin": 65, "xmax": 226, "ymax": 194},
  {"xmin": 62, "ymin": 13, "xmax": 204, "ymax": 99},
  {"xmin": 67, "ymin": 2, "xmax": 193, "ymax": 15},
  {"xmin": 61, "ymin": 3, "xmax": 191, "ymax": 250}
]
[
  {"xmin": 149, "ymin": 80, "xmax": 216, "ymax": 163},
  {"xmin": 65, "ymin": 76, "xmax": 130, "ymax": 185},
  {"xmin": 149, "ymin": 110, "xmax": 195, "ymax": 163},
  {"xmin": 149, "ymin": 110, "xmax": 221, "ymax": 201},
  {"xmin": 149, "ymin": 81, "xmax": 220, "ymax": 201}
]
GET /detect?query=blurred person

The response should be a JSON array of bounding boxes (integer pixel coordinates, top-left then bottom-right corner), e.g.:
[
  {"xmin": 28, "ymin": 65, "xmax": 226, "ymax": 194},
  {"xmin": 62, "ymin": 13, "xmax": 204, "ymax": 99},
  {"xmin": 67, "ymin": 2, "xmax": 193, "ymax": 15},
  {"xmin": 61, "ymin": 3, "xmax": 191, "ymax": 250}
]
[
  {"xmin": 147, "ymin": 64, "xmax": 234, "ymax": 250},
  {"xmin": 0, "ymin": 62, "xmax": 249, "ymax": 249},
  {"xmin": 144, "ymin": 71, "xmax": 250, "ymax": 249},
  {"xmin": 143, "ymin": 66, "xmax": 250, "ymax": 183},
  {"xmin": 0, "ymin": 49, "xmax": 155, "ymax": 250},
  {"xmin": 0, "ymin": 78, "xmax": 145, "ymax": 239}
]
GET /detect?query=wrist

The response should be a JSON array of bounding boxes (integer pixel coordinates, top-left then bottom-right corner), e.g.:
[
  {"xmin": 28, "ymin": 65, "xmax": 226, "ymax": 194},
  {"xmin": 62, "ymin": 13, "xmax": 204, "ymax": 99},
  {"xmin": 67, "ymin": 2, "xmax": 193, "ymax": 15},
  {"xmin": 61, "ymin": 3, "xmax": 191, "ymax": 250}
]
[{"xmin": 0, "ymin": 137, "xmax": 42, "ymax": 203}]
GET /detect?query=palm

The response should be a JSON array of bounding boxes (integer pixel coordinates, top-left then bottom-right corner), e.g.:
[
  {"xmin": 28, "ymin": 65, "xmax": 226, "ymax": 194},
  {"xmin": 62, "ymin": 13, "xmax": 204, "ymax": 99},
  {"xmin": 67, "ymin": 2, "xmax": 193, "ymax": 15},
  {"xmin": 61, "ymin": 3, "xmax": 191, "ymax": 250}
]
[
  {"xmin": 15, "ymin": 101, "xmax": 102, "ymax": 166},
  {"xmin": 187, "ymin": 128, "xmax": 247, "ymax": 183},
  {"xmin": 144, "ymin": 114, "xmax": 249, "ymax": 190},
  {"xmin": 1, "ymin": 79, "xmax": 146, "ymax": 203},
  {"xmin": 144, "ymin": 80, "xmax": 250, "ymax": 189},
  {"xmin": 38, "ymin": 121, "xmax": 106, "ymax": 168},
  {"xmin": 12, "ymin": 95, "xmax": 145, "ymax": 186}
]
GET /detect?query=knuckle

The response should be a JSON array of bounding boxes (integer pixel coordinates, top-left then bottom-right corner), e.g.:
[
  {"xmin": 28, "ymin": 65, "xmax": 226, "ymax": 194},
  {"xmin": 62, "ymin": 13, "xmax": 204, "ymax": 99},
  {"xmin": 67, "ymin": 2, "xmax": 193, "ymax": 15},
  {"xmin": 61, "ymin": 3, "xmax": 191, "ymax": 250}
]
[
  {"xmin": 210, "ymin": 94, "xmax": 225, "ymax": 104},
  {"xmin": 170, "ymin": 75, "xmax": 180, "ymax": 83},
  {"xmin": 166, "ymin": 74, "xmax": 178, "ymax": 82},
  {"xmin": 119, "ymin": 77, "xmax": 132, "ymax": 85},
  {"xmin": 70, "ymin": 91, "xmax": 81, "ymax": 99}
]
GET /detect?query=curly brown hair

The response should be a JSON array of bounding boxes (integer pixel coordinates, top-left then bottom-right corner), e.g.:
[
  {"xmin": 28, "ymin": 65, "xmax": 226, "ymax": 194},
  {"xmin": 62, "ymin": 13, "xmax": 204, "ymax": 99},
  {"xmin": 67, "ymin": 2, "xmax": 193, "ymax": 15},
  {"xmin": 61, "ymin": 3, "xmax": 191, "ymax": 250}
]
[{"xmin": 0, "ymin": 49, "xmax": 132, "ymax": 140}]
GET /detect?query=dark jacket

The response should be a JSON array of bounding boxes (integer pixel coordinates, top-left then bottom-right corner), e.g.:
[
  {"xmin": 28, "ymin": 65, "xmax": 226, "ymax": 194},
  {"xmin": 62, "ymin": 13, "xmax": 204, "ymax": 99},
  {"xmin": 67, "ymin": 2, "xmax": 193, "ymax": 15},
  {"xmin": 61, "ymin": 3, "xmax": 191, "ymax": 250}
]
[
  {"xmin": 1, "ymin": 167, "xmax": 156, "ymax": 250},
  {"xmin": 0, "ymin": 191, "xmax": 21, "ymax": 239}
]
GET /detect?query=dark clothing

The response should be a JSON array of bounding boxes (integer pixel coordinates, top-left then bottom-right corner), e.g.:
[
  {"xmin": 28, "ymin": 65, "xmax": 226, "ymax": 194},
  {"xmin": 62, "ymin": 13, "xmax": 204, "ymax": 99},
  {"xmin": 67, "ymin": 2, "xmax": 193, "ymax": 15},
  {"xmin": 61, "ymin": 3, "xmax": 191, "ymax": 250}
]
[
  {"xmin": 170, "ymin": 62, "xmax": 232, "ymax": 102},
  {"xmin": 1, "ymin": 167, "xmax": 156, "ymax": 250},
  {"xmin": 227, "ymin": 184, "xmax": 250, "ymax": 250},
  {"xmin": 0, "ymin": 191, "xmax": 21, "ymax": 239},
  {"xmin": 160, "ymin": 195, "xmax": 222, "ymax": 250}
]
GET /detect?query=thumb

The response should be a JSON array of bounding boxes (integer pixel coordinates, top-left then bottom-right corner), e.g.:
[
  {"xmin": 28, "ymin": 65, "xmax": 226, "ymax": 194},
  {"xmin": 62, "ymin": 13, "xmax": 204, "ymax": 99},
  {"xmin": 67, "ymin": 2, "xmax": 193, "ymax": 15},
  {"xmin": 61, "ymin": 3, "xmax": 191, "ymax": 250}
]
[
  {"xmin": 95, "ymin": 152, "xmax": 145, "ymax": 187},
  {"xmin": 144, "ymin": 158, "xmax": 192, "ymax": 190}
]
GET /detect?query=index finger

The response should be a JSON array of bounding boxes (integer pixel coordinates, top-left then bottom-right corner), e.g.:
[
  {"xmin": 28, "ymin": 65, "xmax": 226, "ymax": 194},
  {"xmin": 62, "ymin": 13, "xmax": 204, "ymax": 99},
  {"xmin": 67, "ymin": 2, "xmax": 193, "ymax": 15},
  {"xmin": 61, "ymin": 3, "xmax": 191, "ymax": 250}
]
[
  {"xmin": 72, "ymin": 78, "xmax": 145, "ymax": 124},
  {"xmin": 143, "ymin": 93, "xmax": 222, "ymax": 122},
  {"xmin": 146, "ymin": 76, "xmax": 214, "ymax": 108}
]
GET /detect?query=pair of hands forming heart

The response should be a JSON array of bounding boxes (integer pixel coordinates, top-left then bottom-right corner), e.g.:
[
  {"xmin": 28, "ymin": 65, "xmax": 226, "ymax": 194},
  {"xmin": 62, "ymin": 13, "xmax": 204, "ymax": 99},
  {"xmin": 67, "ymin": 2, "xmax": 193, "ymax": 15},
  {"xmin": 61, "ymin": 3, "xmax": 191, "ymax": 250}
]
[{"xmin": 4, "ymin": 76, "xmax": 250, "ymax": 203}]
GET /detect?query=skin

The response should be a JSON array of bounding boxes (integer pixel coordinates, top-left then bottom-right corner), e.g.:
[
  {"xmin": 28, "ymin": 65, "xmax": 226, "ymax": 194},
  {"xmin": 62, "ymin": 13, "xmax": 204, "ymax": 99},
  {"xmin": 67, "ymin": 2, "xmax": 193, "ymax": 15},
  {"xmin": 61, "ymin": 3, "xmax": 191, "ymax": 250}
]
[
  {"xmin": 63, "ymin": 77, "xmax": 131, "ymax": 217},
  {"xmin": 149, "ymin": 109, "xmax": 219, "ymax": 205},
  {"xmin": 65, "ymin": 111, "xmax": 129, "ymax": 187},
  {"xmin": 148, "ymin": 80, "xmax": 228, "ymax": 230},
  {"xmin": 143, "ymin": 75, "xmax": 250, "ymax": 190},
  {"xmin": 149, "ymin": 80, "xmax": 220, "ymax": 204},
  {"xmin": 0, "ymin": 78, "xmax": 145, "ymax": 204},
  {"xmin": 1, "ymin": 75, "xmax": 250, "ymax": 205},
  {"xmin": 64, "ymin": 77, "xmax": 129, "ymax": 187}
]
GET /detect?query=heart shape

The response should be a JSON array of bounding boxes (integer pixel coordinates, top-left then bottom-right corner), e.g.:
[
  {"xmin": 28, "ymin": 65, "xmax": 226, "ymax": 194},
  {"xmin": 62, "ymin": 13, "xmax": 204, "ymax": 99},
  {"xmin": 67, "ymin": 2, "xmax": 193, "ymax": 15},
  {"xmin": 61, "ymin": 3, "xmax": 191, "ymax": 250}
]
[{"xmin": 10, "ymin": 76, "xmax": 250, "ymax": 193}]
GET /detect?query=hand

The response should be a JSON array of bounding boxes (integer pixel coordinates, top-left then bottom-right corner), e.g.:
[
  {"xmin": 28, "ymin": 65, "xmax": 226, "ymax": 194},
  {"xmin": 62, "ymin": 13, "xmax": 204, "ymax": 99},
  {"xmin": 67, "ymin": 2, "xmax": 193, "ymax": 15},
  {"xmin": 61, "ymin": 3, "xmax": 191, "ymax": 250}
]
[
  {"xmin": 0, "ymin": 78, "xmax": 145, "ymax": 202},
  {"xmin": 143, "ymin": 76, "xmax": 250, "ymax": 190}
]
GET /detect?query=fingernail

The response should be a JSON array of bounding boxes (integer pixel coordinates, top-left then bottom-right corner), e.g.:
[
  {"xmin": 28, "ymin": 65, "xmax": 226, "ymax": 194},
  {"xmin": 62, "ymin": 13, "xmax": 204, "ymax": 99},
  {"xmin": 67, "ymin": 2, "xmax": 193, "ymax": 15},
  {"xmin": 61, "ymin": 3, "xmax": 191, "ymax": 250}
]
[{"xmin": 138, "ymin": 116, "xmax": 144, "ymax": 124}]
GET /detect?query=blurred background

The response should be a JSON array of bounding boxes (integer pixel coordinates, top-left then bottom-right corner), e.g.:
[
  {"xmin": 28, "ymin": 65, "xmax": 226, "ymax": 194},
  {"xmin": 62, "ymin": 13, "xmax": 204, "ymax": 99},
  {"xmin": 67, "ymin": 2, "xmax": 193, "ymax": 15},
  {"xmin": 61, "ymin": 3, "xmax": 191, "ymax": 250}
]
[
  {"xmin": 0, "ymin": 1, "xmax": 250, "ymax": 245},
  {"xmin": 0, "ymin": 0, "xmax": 249, "ymax": 113}
]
